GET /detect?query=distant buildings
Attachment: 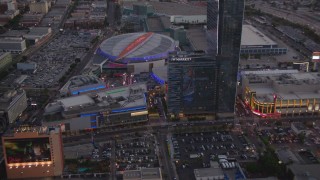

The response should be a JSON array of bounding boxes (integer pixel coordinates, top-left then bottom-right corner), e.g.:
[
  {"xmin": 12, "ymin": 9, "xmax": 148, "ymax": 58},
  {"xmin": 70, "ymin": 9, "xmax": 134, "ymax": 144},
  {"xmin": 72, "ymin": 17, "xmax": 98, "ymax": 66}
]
[
  {"xmin": 0, "ymin": 52, "xmax": 12, "ymax": 72},
  {"xmin": 64, "ymin": 0, "xmax": 107, "ymax": 29},
  {"xmin": 0, "ymin": 88, "xmax": 27, "ymax": 124},
  {"xmin": 2, "ymin": 126, "xmax": 64, "ymax": 179},
  {"xmin": 0, "ymin": 0, "xmax": 19, "ymax": 26}
]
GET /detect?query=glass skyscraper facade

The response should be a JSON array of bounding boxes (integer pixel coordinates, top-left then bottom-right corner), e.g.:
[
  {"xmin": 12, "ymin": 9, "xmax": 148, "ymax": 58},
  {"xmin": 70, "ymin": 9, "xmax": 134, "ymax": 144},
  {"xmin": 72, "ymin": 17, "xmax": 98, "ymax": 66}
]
[
  {"xmin": 217, "ymin": 0, "xmax": 244, "ymax": 114},
  {"xmin": 167, "ymin": 52, "xmax": 217, "ymax": 116},
  {"xmin": 207, "ymin": 0, "xmax": 244, "ymax": 115},
  {"xmin": 207, "ymin": 0, "xmax": 219, "ymax": 55}
]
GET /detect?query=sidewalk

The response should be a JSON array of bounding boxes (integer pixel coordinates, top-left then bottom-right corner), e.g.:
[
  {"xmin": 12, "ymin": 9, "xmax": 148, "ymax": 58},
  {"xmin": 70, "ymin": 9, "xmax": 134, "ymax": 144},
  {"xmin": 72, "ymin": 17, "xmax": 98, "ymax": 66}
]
[{"xmin": 167, "ymin": 133, "xmax": 179, "ymax": 180}]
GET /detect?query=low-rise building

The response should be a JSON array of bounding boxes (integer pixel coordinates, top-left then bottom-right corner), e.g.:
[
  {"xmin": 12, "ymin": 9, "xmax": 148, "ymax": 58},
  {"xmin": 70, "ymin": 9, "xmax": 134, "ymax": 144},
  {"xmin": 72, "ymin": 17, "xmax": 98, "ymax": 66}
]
[
  {"xmin": 17, "ymin": 62, "xmax": 37, "ymax": 73},
  {"xmin": 2, "ymin": 126, "xmax": 64, "ymax": 179},
  {"xmin": 194, "ymin": 167, "xmax": 224, "ymax": 180},
  {"xmin": 0, "ymin": 89, "xmax": 27, "ymax": 124},
  {"xmin": 241, "ymin": 25, "xmax": 287, "ymax": 55},
  {"xmin": 123, "ymin": 168, "xmax": 162, "ymax": 180},
  {"xmin": 24, "ymin": 27, "xmax": 52, "ymax": 45},
  {"xmin": 59, "ymin": 75, "xmax": 105, "ymax": 96},
  {"xmin": 289, "ymin": 164, "xmax": 320, "ymax": 180},
  {"xmin": 241, "ymin": 70, "xmax": 320, "ymax": 117},
  {"xmin": 30, "ymin": 0, "xmax": 50, "ymax": 14},
  {"xmin": 0, "ymin": 52, "xmax": 12, "ymax": 72},
  {"xmin": 0, "ymin": 38, "xmax": 27, "ymax": 53},
  {"xmin": 44, "ymin": 83, "xmax": 148, "ymax": 131}
]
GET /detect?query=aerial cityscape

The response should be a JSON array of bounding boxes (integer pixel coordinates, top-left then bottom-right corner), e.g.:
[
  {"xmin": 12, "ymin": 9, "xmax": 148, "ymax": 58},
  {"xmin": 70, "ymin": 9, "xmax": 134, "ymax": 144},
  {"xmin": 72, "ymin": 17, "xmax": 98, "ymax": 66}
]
[{"xmin": 0, "ymin": 0, "xmax": 319, "ymax": 179}]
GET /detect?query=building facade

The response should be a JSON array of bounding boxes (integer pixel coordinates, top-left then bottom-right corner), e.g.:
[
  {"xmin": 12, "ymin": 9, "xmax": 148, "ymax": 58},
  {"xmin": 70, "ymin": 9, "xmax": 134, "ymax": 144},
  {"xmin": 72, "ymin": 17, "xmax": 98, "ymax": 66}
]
[
  {"xmin": 206, "ymin": 0, "xmax": 218, "ymax": 54},
  {"xmin": 167, "ymin": 51, "xmax": 217, "ymax": 118},
  {"xmin": 2, "ymin": 126, "xmax": 64, "ymax": 179},
  {"xmin": 0, "ymin": 52, "xmax": 12, "ymax": 72},
  {"xmin": 0, "ymin": 38, "xmax": 27, "ymax": 53},
  {"xmin": 0, "ymin": 89, "xmax": 27, "ymax": 124},
  {"xmin": 241, "ymin": 70, "xmax": 320, "ymax": 117},
  {"xmin": 216, "ymin": 0, "xmax": 244, "ymax": 116}
]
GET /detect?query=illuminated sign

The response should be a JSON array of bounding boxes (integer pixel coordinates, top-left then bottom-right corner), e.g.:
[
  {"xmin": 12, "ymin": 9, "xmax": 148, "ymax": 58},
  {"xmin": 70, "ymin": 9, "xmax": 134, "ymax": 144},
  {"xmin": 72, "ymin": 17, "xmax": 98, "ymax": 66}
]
[
  {"xmin": 4, "ymin": 138, "xmax": 51, "ymax": 164},
  {"xmin": 170, "ymin": 57, "xmax": 192, "ymax": 62},
  {"xmin": 131, "ymin": 110, "xmax": 148, "ymax": 116},
  {"xmin": 312, "ymin": 52, "xmax": 320, "ymax": 62}
]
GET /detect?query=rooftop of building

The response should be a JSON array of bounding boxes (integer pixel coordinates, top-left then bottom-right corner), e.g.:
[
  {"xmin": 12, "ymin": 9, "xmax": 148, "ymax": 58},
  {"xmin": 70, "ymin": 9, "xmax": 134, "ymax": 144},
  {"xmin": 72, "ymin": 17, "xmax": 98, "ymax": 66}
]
[
  {"xmin": 0, "ymin": 30, "xmax": 29, "ymax": 38},
  {"xmin": 98, "ymin": 32, "xmax": 175, "ymax": 63},
  {"xmin": 27, "ymin": 27, "xmax": 51, "ymax": 36},
  {"xmin": 289, "ymin": 164, "xmax": 320, "ymax": 180},
  {"xmin": 241, "ymin": 25, "xmax": 277, "ymax": 47},
  {"xmin": 0, "ymin": 89, "xmax": 25, "ymax": 106},
  {"xmin": 146, "ymin": 16, "xmax": 171, "ymax": 32},
  {"xmin": 0, "ymin": 37, "xmax": 25, "ymax": 42},
  {"xmin": 123, "ymin": 168, "xmax": 162, "ymax": 180},
  {"xmin": 194, "ymin": 167, "xmax": 224, "ymax": 178},
  {"xmin": 46, "ymin": 83, "xmax": 147, "ymax": 116},
  {"xmin": 3, "ymin": 125, "xmax": 60, "ymax": 137},
  {"xmin": 186, "ymin": 27, "xmax": 207, "ymax": 51},
  {"xmin": 242, "ymin": 71, "xmax": 320, "ymax": 101},
  {"xmin": 275, "ymin": 148, "xmax": 300, "ymax": 164},
  {"xmin": 123, "ymin": 1, "xmax": 206, "ymax": 16},
  {"xmin": 59, "ymin": 75, "xmax": 105, "ymax": 94}
]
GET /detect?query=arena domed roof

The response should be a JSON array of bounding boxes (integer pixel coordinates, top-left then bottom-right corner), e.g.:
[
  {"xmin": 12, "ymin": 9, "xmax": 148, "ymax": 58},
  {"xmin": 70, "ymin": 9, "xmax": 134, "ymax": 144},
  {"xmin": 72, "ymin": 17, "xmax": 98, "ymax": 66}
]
[{"xmin": 97, "ymin": 32, "xmax": 176, "ymax": 63}]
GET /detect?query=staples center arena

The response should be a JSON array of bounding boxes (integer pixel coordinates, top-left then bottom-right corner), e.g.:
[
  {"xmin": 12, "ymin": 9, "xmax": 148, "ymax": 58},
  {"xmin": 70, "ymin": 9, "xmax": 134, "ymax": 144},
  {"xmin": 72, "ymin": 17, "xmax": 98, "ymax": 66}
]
[{"xmin": 97, "ymin": 32, "xmax": 177, "ymax": 74}]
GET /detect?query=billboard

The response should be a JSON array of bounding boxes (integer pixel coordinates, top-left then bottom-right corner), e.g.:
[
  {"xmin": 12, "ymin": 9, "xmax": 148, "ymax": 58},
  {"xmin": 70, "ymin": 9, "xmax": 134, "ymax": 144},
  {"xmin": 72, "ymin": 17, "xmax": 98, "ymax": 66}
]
[
  {"xmin": 312, "ymin": 52, "xmax": 320, "ymax": 62},
  {"xmin": 4, "ymin": 138, "xmax": 51, "ymax": 164}
]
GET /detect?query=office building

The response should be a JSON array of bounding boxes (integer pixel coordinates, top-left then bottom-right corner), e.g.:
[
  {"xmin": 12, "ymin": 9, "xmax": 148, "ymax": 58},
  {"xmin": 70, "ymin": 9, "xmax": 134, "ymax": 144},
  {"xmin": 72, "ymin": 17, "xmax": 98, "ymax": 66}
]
[
  {"xmin": 215, "ymin": 0, "xmax": 244, "ymax": 116},
  {"xmin": 2, "ymin": 126, "xmax": 64, "ymax": 179},
  {"xmin": 241, "ymin": 70, "xmax": 320, "ymax": 117},
  {"xmin": 167, "ymin": 51, "xmax": 217, "ymax": 118},
  {"xmin": 0, "ymin": 89, "xmax": 27, "ymax": 124},
  {"xmin": 0, "ymin": 52, "xmax": 12, "ymax": 72}
]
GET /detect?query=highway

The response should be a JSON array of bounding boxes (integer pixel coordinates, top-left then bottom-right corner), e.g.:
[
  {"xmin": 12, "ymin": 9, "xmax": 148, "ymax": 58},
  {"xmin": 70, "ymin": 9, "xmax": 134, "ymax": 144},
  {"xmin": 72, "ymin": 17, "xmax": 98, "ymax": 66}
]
[{"xmin": 254, "ymin": 2, "xmax": 320, "ymax": 35}]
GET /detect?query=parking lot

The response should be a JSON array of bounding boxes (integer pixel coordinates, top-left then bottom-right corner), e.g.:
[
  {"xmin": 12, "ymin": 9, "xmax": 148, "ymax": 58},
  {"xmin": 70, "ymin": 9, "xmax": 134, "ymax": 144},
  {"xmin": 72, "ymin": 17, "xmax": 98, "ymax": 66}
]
[
  {"xmin": 169, "ymin": 131, "xmax": 259, "ymax": 180},
  {"xmin": 171, "ymin": 131, "xmax": 258, "ymax": 161},
  {"xmin": 115, "ymin": 132, "xmax": 159, "ymax": 171},
  {"xmin": 1, "ymin": 31, "xmax": 95, "ymax": 88}
]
